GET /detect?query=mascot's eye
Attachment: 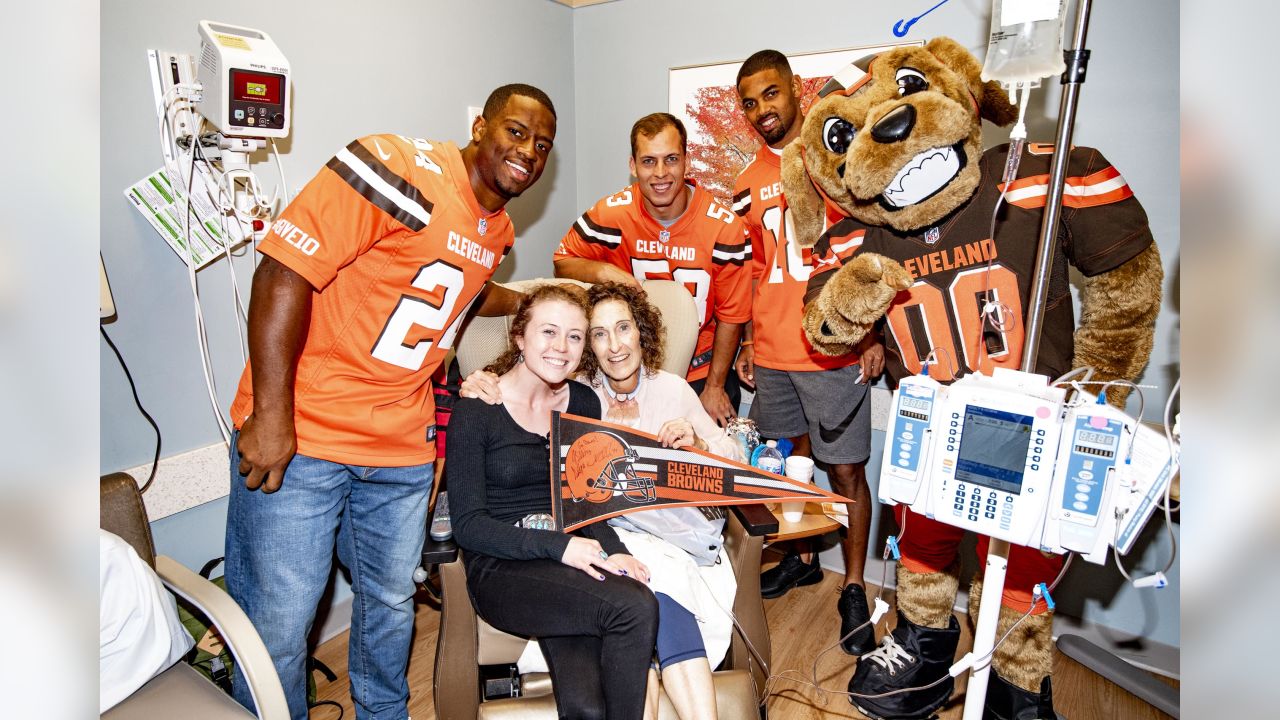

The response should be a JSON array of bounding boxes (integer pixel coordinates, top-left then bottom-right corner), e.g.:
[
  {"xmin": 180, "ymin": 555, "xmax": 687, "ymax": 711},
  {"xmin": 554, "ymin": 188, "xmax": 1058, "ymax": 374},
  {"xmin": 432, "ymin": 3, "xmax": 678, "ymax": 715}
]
[
  {"xmin": 822, "ymin": 117, "xmax": 857, "ymax": 154},
  {"xmin": 896, "ymin": 68, "xmax": 928, "ymax": 96}
]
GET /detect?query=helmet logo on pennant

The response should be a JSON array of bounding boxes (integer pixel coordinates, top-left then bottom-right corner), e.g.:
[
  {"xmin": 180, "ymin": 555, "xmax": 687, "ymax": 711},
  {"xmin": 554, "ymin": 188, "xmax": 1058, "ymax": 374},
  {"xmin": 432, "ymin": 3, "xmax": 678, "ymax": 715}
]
[{"xmin": 564, "ymin": 431, "xmax": 656, "ymax": 504}]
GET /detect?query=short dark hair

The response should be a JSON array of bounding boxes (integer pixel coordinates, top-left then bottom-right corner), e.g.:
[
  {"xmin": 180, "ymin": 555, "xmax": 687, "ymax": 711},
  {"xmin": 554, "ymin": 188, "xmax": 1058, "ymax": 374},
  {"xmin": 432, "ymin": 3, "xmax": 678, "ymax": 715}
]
[
  {"xmin": 736, "ymin": 49, "xmax": 793, "ymax": 90},
  {"xmin": 483, "ymin": 83, "xmax": 557, "ymax": 121},
  {"xmin": 629, "ymin": 113, "xmax": 686, "ymax": 158}
]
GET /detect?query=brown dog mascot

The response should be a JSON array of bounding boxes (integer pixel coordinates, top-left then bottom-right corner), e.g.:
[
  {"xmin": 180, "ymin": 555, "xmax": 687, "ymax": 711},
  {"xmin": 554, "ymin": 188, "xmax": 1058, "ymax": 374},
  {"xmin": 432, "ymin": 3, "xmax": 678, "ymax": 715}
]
[{"xmin": 780, "ymin": 38, "xmax": 1163, "ymax": 719}]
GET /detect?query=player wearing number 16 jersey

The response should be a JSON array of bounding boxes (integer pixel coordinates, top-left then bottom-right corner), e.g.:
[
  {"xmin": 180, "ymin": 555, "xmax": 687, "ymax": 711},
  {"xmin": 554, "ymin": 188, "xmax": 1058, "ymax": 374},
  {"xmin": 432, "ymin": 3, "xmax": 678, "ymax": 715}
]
[
  {"xmin": 554, "ymin": 113, "xmax": 751, "ymax": 425},
  {"xmin": 732, "ymin": 51, "xmax": 879, "ymax": 654},
  {"xmin": 226, "ymin": 86, "xmax": 558, "ymax": 720}
]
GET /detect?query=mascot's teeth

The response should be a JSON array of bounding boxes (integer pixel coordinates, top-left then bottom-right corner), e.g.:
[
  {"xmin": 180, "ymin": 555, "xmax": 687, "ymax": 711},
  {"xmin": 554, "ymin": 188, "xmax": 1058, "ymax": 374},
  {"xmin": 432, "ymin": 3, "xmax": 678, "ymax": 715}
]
[{"xmin": 882, "ymin": 146, "xmax": 960, "ymax": 208}]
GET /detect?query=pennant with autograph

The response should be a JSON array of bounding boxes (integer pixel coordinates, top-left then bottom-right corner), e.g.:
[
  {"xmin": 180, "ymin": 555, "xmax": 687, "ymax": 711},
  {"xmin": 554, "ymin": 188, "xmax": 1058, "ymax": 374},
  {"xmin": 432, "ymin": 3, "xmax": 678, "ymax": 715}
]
[{"xmin": 551, "ymin": 412, "xmax": 852, "ymax": 532}]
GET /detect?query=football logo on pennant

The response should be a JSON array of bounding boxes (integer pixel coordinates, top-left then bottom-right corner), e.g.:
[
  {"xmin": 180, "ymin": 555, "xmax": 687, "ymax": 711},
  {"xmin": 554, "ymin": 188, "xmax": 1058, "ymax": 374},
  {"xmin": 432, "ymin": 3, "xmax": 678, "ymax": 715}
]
[{"xmin": 564, "ymin": 431, "xmax": 656, "ymax": 504}]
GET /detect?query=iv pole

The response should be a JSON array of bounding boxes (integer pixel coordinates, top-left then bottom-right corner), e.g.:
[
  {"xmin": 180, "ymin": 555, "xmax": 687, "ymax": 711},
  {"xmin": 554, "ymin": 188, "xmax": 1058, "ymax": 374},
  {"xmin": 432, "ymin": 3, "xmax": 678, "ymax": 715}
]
[{"xmin": 962, "ymin": 0, "xmax": 1094, "ymax": 717}]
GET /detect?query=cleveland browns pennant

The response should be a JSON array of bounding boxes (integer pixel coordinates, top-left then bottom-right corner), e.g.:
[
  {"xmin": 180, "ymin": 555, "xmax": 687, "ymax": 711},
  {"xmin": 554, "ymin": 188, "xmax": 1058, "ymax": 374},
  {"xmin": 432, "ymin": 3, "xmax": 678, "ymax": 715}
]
[{"xmin": 550, "ymin": 412, "xmax": 852, "ymax": 532}]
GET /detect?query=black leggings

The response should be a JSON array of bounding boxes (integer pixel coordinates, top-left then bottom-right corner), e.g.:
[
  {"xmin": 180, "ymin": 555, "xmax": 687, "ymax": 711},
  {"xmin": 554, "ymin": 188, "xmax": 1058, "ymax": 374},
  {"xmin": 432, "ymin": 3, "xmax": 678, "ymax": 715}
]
[{"xmin": 466, "ymin": 554, "xmax": 659, "ymax": 720}]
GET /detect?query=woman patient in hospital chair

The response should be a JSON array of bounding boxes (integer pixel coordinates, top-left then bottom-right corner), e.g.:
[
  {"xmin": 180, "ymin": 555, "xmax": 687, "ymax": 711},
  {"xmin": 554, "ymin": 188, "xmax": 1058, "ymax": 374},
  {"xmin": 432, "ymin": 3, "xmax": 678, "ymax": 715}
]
[{"xmin": 463, "ymin": 281, "xmax": 739, "ymax": 720}]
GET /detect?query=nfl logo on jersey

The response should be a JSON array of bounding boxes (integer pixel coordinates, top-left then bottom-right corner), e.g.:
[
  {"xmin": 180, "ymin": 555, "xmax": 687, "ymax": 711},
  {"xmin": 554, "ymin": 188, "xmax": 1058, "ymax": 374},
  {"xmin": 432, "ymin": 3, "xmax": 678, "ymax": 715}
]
[
  {"xmin": 659, "ymin": 230, "xmax": 670, "ymax": 243},
  {"xmin": 478, "ymin": 218, "xmax": 488, "ymax": 236},
  {"xmin": 924, "ymin": 226, "xmax": 940, "ymax": 245}
]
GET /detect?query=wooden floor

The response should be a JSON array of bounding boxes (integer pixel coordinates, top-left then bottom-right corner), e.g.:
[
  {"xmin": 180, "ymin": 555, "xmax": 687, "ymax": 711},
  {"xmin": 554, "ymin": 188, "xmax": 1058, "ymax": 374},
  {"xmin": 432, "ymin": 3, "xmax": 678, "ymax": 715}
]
[{"xmin": 311, "ymin": 560, "xmax": 1178, "ymax": 719}]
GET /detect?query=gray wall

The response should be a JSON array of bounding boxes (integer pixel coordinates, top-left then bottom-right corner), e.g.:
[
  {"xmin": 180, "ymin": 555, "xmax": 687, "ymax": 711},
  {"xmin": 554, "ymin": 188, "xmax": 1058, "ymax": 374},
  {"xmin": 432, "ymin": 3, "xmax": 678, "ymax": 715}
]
[
  {"xmin": 101, "ymin": 0, "xmax": 577, "ymax": 474},
  {"xmin": 100, "ymin": 0, "xmax": 1179, "ymax": 649},
  {"xmin": 572, "ymin": 0, "xmax": 1180, "ymax": 414},
  {"xmin": 573, "ymin": 0, "xmax": 1179, "ymax": 648}
]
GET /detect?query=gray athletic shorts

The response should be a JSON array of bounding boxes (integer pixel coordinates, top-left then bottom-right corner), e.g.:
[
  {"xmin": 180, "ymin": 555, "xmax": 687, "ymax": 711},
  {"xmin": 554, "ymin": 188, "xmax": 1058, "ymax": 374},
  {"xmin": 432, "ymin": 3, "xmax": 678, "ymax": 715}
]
[{"xmin": 748, "ymin": 364, "xmax": 871, "ymax": 464}]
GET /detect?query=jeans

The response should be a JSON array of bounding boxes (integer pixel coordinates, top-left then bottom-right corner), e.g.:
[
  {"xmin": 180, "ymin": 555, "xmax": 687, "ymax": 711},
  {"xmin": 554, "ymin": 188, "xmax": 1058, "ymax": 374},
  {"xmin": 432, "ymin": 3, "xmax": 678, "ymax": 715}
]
[
  {"xmin": 225, "ymin": 432, "xmax": 431, "ymax": 720},
  {"xmin": 466, "ymin": 554, "xmax": 658, "ymax": 720}
]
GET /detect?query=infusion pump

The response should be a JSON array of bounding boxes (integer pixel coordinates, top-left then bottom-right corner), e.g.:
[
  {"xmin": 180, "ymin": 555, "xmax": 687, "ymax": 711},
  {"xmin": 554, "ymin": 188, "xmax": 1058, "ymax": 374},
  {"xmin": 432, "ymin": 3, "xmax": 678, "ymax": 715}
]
[{"xmin": 880, "ymin": 368, "xmax": 1175, "ymax": 564}]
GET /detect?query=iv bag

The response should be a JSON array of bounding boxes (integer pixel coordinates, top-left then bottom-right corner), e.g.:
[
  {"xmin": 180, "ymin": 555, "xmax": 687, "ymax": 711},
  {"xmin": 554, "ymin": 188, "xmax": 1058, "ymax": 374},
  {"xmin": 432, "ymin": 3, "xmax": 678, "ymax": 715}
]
[{"xmin": 981, "ymin": 0, "xmax": 1069, "ymax": 87}]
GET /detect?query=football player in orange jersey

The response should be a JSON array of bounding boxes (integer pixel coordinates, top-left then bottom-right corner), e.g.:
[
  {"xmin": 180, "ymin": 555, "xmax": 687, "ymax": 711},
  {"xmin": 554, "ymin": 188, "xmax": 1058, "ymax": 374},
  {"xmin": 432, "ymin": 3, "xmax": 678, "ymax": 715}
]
[
  {"xmin": 226, "ymin": 84, "xmax": 557, "ymax": 720},
  {"xmin": 733, "ymin": 51, "xmax": 885, "ymax": 656},
  {"xmin": 554, "ymin": 113, "xmax": 752, "ymax": 427}
]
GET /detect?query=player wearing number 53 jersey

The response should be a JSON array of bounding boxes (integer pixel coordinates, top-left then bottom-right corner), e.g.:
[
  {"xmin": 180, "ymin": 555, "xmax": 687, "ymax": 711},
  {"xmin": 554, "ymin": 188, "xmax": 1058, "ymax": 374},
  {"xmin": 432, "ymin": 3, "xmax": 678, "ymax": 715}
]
[
  {"xmin": 555, "ymin": 113, "xmax": 751, "ymax": 425},
  {"xmin": 226, "ymin": 86, "xmax": 557, "ymax": 720}
]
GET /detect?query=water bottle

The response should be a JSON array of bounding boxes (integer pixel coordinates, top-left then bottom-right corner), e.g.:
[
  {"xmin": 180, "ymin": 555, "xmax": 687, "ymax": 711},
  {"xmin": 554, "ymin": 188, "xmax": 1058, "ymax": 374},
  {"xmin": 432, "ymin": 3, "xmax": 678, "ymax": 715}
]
[{"xmin": 751, "ymin": 440, "xmax": 785, "ymax": 475}]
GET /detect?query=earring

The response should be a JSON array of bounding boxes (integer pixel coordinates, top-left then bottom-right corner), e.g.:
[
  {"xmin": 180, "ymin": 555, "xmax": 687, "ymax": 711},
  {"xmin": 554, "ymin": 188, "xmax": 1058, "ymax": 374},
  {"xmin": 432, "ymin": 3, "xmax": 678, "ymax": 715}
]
[{"xmin": 517, "ymin": 351, "xmax": 524, "ymax": 364}]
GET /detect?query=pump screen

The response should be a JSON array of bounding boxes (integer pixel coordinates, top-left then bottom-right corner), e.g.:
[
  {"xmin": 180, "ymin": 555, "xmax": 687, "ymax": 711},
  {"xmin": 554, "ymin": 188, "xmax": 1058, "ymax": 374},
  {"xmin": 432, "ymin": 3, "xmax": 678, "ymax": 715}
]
[{"xmin": 955, "ymin": 405, "xmax": 1034, "ymax": 494}]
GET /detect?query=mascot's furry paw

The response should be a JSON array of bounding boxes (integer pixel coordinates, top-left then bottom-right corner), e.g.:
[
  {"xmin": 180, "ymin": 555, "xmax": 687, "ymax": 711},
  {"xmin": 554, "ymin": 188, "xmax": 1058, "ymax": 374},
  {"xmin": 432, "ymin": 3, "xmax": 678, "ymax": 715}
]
[
  {"xmin": 969, "ymin": 578, "xmax": 1054, "ymax": 694},
  {"xmin": 802, "ymin": 253, "xmax": 911, "ymax": 355}
]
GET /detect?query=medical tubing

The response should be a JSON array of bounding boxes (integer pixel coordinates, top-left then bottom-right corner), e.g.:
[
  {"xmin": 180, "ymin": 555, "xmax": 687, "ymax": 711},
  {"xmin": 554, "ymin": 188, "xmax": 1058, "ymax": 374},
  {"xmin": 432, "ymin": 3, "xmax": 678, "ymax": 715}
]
[{"xmin": 183, "ymin": 140, "xmax": 233, "ymax": 444}]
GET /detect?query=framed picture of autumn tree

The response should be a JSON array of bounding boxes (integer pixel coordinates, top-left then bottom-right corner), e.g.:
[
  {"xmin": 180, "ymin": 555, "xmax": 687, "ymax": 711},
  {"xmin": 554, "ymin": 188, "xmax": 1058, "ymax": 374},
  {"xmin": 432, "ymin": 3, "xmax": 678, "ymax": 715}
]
[{"xmin": 669, "ymin": 42, "xmax": 920, "ymax": 204}]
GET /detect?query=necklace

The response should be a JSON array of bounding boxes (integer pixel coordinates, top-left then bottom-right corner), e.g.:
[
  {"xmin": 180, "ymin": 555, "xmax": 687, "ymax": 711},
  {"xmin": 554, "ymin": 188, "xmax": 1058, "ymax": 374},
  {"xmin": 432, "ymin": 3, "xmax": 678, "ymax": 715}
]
[{"xmin": 601, "ymin": 372, "xmax": 644, "ymax": 402}]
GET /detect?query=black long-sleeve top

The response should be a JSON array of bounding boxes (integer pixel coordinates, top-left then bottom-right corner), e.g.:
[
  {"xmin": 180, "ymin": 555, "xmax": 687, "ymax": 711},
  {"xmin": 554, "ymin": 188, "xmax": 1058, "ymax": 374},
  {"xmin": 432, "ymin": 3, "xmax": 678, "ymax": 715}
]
[{"xmin": 447, "ymin": 381, "xmax": 627, "ymax": 561}]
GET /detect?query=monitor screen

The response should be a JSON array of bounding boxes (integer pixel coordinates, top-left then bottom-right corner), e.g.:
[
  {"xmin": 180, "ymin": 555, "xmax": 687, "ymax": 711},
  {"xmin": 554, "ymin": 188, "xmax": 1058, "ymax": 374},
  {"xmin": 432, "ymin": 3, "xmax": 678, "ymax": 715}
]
[
  {"xmin": 231, "ymin": 69, "xmax": 284, "ymax": 105},
  {"xmin": 954, "ymin": 405, "xmax": 1034, "ymax": 494}
]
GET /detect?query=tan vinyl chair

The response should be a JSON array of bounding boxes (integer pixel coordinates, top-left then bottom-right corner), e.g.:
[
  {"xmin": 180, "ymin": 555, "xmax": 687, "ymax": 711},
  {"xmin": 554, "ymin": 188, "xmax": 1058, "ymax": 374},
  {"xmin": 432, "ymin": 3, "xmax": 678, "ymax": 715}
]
[
  {"xmin": 100, "ymin": 473, "xmax": 288, "ymax": 720},
  {"xmin": 430, "ymin": 278, "xmax": 772, "ymax": 719}
]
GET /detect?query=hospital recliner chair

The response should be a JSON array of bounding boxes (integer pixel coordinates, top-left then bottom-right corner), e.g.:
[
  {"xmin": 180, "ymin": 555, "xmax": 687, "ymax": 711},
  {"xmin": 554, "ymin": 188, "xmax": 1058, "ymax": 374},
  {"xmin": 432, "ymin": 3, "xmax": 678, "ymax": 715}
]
[
  {"xmin": 100, "ymin": 473, "xmax": 288, "ymax": 720},
  {"xmin": 424, "ymin": 278, "xmax": 776, "ymax": 719}
]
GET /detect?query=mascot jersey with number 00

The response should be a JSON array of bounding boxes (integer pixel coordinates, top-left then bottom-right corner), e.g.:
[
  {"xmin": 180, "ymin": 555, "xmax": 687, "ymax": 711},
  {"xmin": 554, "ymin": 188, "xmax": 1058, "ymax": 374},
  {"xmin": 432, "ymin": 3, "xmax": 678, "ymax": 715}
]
[{"xmin": 780, "ymin": 38, "xmax": 1163, "ymax": 720}]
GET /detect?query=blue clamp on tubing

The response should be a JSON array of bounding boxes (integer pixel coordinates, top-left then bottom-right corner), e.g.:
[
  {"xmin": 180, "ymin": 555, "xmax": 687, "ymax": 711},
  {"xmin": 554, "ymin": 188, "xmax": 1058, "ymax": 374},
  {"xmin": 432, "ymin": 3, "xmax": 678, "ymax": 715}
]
[
  {"xmin": 1096, "ymin": 389, "xmax": 1108, "ymax": 404},
  {"xmin": 1036, "ymin": 583, "xmax": 1055, "ymax": 611},
  {"xmin": 887, "ymin": 535, "xmax": 901, "ymax": 561}
]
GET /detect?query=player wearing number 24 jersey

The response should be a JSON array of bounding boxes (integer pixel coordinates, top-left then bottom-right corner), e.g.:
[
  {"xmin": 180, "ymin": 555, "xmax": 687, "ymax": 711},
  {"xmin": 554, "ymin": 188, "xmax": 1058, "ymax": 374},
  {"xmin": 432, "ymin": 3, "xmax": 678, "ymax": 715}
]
[
  {"xmin": 554, "ymin": 180, "xmax": 752, "ymax": 383},
  {"xmin": 226, "ymin": 86, "xmax": 558, "ymax": 720},
  {"xmin": 231, "ymin": 133, "xmax": 515, "ymax": 466}
]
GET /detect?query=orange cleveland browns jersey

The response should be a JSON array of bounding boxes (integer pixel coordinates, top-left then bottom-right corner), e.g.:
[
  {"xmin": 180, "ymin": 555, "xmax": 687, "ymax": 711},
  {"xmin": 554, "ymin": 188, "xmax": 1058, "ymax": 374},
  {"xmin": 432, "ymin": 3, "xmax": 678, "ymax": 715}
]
[
  {"xmin": 732, "ymin": 148, "xmax": 859, "ymax": 371},
  {"xmin": 230, "ymin": 135, "xmax": 514, "ymax": 466},
  {"xmin": 554, "ymin": 181, "xmax": 752, "ymax": 382}
]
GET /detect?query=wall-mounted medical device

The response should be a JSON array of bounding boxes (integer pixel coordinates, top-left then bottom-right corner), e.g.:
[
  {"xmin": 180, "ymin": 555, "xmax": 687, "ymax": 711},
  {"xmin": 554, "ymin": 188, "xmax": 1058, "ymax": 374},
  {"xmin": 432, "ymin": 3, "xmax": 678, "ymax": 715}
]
[
  {"xmin": 196, "ymin": 20, "xmax": 291, "ymax": 138},
  {"xmin": 880, "ymin": 368, "xmax": 1176, "ymax": 565}
]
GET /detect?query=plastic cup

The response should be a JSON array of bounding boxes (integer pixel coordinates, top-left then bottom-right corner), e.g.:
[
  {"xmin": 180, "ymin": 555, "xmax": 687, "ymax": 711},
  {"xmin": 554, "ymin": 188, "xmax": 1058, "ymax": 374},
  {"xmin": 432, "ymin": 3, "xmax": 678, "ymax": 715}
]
[{"xmin": 781, "ymin": 456, "xmax": 816, "ymax": 523}]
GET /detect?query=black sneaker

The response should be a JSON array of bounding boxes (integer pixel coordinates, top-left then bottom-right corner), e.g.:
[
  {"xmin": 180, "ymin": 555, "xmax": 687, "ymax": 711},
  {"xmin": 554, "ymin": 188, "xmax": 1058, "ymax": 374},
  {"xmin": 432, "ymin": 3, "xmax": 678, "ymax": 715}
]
[
  {"xmin": 760, "ymin": 551, "xmax": 823, "ymax": 599},
  {"xmin": 847, "ymin": 611, "xmax": 960, "ymax": 719},
  {"xmin": 837, "ymin": 583, "xmax": 876, "ymax": 655},
  {"xmin": 983, "ymin": 673, "xmax": 1062, "ymax": 720}
]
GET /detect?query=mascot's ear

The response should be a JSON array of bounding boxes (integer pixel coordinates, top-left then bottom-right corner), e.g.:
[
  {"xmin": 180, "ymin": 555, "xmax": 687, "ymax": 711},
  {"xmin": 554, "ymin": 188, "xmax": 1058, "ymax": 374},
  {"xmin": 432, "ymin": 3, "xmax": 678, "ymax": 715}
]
[
  {"xmin": 925, "ymin": 36, "xmax": 1018, "ymax": 127},
  {"xmin": 781, "ymin": 142, "xmax": 825, "ymax": 249}
]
